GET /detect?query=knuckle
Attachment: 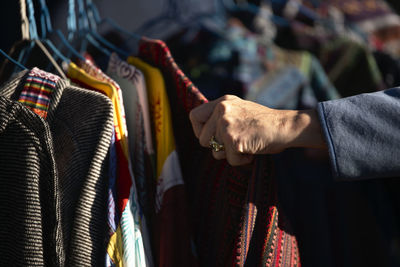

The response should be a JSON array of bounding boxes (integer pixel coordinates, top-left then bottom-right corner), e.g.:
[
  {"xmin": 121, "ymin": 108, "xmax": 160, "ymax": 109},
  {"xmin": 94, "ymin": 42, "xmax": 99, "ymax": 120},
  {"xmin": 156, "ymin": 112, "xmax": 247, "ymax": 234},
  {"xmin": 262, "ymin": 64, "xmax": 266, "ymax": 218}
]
[
  {"xmin": 220, "ymin": 95, "xmax": 232, "ymax": 101},
  {"xmin": 232, "ymin": 139, "xmax": 242, "ymax": 153},
  {"xmin": 220, "ymin": 134, "xmax": 236, "ymax": 153},
  {"xmin": 225, "ymin": 133, "xmax": 236, "ymax": 147},
  {"xmin": 216, "ymin": 101, "xmax": 229, "ymax": 113},
  {"xmin": 219, "ymin": 116, "xmax": 231, "ymax": 129},
  {"xmin": 221, "ymin": 94, "xmax": 238, "ymax": 100}
]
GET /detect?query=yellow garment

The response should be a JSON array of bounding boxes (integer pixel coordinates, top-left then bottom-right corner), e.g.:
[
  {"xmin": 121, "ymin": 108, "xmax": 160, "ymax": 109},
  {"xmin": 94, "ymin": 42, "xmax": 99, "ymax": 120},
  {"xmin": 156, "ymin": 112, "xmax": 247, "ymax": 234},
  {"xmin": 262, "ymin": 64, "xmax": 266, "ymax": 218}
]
[
  {"xmin": 107, "ymin": 227, "xmax": 124, "ymax": 267},
  {"xmin": 67, "ymin": 62, "xmax": 129, "ymax": 158},
  {"xmin": 127, "ymin": 57, "xmax": 175, "ymax": 179}
]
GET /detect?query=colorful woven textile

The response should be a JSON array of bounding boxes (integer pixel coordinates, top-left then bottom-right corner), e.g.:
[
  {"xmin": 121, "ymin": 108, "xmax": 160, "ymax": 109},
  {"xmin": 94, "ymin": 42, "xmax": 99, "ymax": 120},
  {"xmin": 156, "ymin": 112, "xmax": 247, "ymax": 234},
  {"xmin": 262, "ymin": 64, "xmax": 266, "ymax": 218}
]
[
  {"xmin": 138, "ymin": 38, "xmax": 300, "ymax": 266},
  {"xmin": 18, "ymin": 67, "xmax": 60, "ymax": 118}
]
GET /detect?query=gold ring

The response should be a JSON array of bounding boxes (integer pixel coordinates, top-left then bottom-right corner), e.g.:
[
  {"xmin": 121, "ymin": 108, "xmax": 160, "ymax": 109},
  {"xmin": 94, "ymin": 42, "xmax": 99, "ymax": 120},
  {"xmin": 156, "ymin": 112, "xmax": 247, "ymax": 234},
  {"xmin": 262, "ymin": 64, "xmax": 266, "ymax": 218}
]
[{"xmin": 209, "ymin": 136, "xmax": 225, "ymax": 152}]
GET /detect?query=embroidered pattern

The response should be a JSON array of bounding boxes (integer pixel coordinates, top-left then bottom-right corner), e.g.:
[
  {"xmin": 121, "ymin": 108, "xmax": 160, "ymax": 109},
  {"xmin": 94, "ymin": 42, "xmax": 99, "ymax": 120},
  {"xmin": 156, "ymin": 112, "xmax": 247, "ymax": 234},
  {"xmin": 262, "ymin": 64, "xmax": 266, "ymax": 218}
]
[{"xmin": 108, "ymin": 53, "xmax": 142, "ymax": 84}]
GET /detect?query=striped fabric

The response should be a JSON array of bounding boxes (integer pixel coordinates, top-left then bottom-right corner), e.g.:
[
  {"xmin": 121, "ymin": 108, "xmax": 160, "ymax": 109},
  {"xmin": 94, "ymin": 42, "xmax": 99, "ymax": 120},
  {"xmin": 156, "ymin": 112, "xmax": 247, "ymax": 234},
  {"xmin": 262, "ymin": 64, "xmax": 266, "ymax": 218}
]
[
  {"xmin": 18, "ymin": 67, "xmax": 60, "ymax": 118},
  {"xmin": 0, "ymin": 94, "xmax": 64, "ymax": 266},
  {"xmin": 11, "ymin": 68, "xmax": 114, "ymax": 266},
  {"xmin": 66, "ymin": 62, "xmax": 150, "ymax": 267},
  {"xmin": 138, "ymin": 38, "xmax": 300, "ymax": 266},
  {"xmin": 1, "ymin": 68, "xmax": 116, "ymax": 266}
]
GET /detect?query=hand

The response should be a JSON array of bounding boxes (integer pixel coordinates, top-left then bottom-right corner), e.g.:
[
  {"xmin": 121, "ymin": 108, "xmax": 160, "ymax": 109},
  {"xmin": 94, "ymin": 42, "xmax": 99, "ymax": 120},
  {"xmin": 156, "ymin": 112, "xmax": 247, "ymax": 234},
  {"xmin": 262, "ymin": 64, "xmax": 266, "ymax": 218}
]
[{"xmin": 189, "ymin": 95, "xmax": 327, "ymax": 166}]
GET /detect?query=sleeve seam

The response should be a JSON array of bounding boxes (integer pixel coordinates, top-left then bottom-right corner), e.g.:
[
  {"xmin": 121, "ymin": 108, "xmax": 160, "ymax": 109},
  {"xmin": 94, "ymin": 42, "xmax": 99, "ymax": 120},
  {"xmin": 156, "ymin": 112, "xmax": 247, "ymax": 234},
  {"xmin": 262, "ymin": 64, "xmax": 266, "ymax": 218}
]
[{"xmin": 318, "ymin": 103, "xmax": 340, "ymax": 178}]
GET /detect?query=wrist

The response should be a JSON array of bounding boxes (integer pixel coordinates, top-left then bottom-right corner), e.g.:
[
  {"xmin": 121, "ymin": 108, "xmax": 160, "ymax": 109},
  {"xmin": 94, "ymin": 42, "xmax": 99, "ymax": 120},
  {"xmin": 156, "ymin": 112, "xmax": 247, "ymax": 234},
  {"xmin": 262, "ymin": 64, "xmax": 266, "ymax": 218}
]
[{"xmin": 285, "ymin": 109, "xmax": 327, "ymax": 149}]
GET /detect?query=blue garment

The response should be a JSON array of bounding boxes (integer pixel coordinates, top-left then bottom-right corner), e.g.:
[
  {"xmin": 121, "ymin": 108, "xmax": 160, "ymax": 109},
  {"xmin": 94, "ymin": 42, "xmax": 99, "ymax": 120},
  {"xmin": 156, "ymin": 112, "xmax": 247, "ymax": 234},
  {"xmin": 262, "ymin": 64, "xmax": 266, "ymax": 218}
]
[{"xmin": 318, "ymin": 87, "xmax": 400, "ymax": 180}]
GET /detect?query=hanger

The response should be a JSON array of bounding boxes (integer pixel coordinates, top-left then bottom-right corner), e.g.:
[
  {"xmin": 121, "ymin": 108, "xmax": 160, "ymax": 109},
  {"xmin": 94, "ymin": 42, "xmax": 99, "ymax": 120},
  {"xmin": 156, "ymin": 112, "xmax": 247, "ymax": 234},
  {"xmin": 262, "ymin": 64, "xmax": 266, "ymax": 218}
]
[
  {"xmin": 86, "ymin": 0, "xmax": 141, "ymax": 41},
  {"xmin": 23, "ymin": 0, "xmax": 82, "ymax": 64},
  {"xmin": 0, "ymin": 1, "xmax": 28, "ymax": 81},
  {"xmin": 36, "ymin": 0, "xmax": 70, "ymax": 63},
  {"xmin": 135, "ymin": 0, "xmax": 187, "ymax": 37},
  {"xmin": 0, "ymin": 48, "xmax": 27, "ymax": 71},
  {"xmin": 0, "ymin": 0, "xmax": 33, "ymax": 80},
  {"xmin": 71, "ymin": 0, "xmax": 112, "ymax": 57},
  {"xmin": 19, "ymin": 0, "xmax": 30, "ymax": 40},
  {"xmin": 15, "ymin": 0, "xmax": 38, "ymax": 69},
  {"xmin": 4, "ymin": 0, "xmax": 67, "ymax": 79},
  {"xmin": 39, "ymin": 0, "xmax": 87, "ymax": 62},
  {"xmin": 79, "ymin": 0, "xmax": 136, "ymax": 59},
  {"xmin": 32, "ymin": 0, "xmax": 69, "ymax": 77},
  {"xmin": 83, "ymin": 0, "xmax": 130, "ymax": 59},
  {"xmin": 85, "ymin": 0, "xmax": 140, "ymax": 56}
]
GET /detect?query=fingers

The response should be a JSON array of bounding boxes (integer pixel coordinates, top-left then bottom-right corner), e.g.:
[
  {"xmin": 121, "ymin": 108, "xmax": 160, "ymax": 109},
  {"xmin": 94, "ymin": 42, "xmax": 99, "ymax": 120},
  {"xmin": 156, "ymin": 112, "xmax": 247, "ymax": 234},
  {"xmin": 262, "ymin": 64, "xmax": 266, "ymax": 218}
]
[
  {"xmin": 198, "ymin": 107, "xmax": 219, "ymax": 147},
  {"xmin": 189, "ymin": 95, "xmax": 238, "ymax": 138},
  {"xmin": 212, "ymin": 132, "xmax": 227, "ymax": 160},
  {"xmin": 213, "ymin": 125, "xmax": 253, "ymax": 166},
  {"xmin": 212, "ymin": 146, "xmax": 253, "ymax": 166},
  {"xmin": 212, "ymin": 144, "xmax": 254, "ymax": 166},
  {"xmin": 191, "ymin": 94, "xmax": 253, "ymax": 166},
  {"xmin": 212, "ymin": 150, "xmax": 227, "ymax": 160},
  {"xmin": 189, "ymin": 99, "xmax": 219, "ymax": 138},
  {"xmin": 224, "ymin": 140, "xmax": 254, "ymax": 166}
]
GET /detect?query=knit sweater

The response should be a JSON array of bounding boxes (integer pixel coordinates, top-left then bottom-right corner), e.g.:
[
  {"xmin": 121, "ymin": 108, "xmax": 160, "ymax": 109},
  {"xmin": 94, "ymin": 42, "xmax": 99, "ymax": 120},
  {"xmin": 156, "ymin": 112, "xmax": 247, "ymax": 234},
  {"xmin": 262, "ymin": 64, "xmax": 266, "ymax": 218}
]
[
  {"xmin": 0, "ymin": 95, "xmax": 63, "ymax": 266},
  {"xmin": 0, "ymin": 69, "xmax": 114, "ymax": 266}
]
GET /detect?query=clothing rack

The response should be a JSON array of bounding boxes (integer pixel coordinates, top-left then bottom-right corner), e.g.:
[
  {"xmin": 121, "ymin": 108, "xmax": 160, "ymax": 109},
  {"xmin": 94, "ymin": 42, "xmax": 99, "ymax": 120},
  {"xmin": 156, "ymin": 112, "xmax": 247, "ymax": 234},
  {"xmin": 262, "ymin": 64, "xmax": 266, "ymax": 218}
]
[{"xmin": 0, "ymin": 1, "xmax": 400, "ymax": 266}]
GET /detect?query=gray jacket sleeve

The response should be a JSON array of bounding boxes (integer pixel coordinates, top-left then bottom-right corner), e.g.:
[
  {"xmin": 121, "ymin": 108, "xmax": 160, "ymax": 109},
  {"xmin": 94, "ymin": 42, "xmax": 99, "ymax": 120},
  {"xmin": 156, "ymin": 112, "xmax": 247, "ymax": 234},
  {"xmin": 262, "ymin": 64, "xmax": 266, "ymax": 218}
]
[{"xmin": 317, "ymin": 87, "xmax": 400, "ymax": 181}]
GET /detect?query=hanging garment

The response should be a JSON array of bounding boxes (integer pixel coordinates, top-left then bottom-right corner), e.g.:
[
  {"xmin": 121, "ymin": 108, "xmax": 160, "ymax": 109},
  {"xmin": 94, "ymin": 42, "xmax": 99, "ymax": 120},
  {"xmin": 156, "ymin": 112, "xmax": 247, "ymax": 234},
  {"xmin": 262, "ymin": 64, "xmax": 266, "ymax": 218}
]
[
  {"xmin": 0, "ymin": 39, "xmax": 66, "ymax": 85},
  {"xmin": 0, "ymin": 67, "xmax": 114, "ymax": 266},
  {"xmin": 127, "ymin": 55, "xmax": 195, "ymax": 267},
  {"xmin": 206, "ymin": 22, "xmax": 340, "ymax": 103},
  {"xmin": 276, "ymin": 22, "xmax": 386, "ymax": 97},
  {"xmin": 165, "ymin": 28, "xmax": 247, "ymax": 100},
  {"xmin": 0, "ymin": 94, "xmax": 63, "ymax": 266},
  {"xmin": 266, "ymin": 45, "xmax": 340, "ymax": 102},
  {"xmin": 107, "ymin": 52, "xmax": 156, "ymax": 266},
  {"xmin": 66, "ymin": 63, "xmax": 126, "ymax": 267},
  {"xmin": 106, "ymin": 52, "xmax": 156, "ymax": 266},
  {"xmin": 326, "ymin": 0, "xmax": 400, "ymax": 55},
  {"xmin": 106, "ymin": 128, "xmax": 119, "ymax": 267},
  {"xmin": 137, "ymin": 37, "xmax": 300, "ymax": 266},
  {"xmin": 66, "ymin": 62, "xmax": 129, "ymax": 210},
  {"xmin": 107, "ymin": 52, "xmax": 155, "ymax": 159},
  {"xmin": 66, "ymin": 62, "xmax": 149, "ymax": 267}
]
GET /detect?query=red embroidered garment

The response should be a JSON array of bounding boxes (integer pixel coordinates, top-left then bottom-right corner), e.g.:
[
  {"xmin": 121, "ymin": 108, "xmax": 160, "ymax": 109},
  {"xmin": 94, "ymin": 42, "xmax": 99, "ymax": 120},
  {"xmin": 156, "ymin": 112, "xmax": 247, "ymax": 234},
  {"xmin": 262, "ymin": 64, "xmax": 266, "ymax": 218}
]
[{"xmin": 138, "ymin": 37, "xmax": 300, "ymax": 266}]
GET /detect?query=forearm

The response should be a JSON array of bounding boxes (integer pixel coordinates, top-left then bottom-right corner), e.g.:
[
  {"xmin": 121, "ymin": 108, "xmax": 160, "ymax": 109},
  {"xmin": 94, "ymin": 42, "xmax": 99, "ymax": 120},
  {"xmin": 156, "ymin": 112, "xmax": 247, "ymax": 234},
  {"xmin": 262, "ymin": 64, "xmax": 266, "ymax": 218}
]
[{"xmin": 279, "ymin": 109, "xmax": 328, "ymax": 150}]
